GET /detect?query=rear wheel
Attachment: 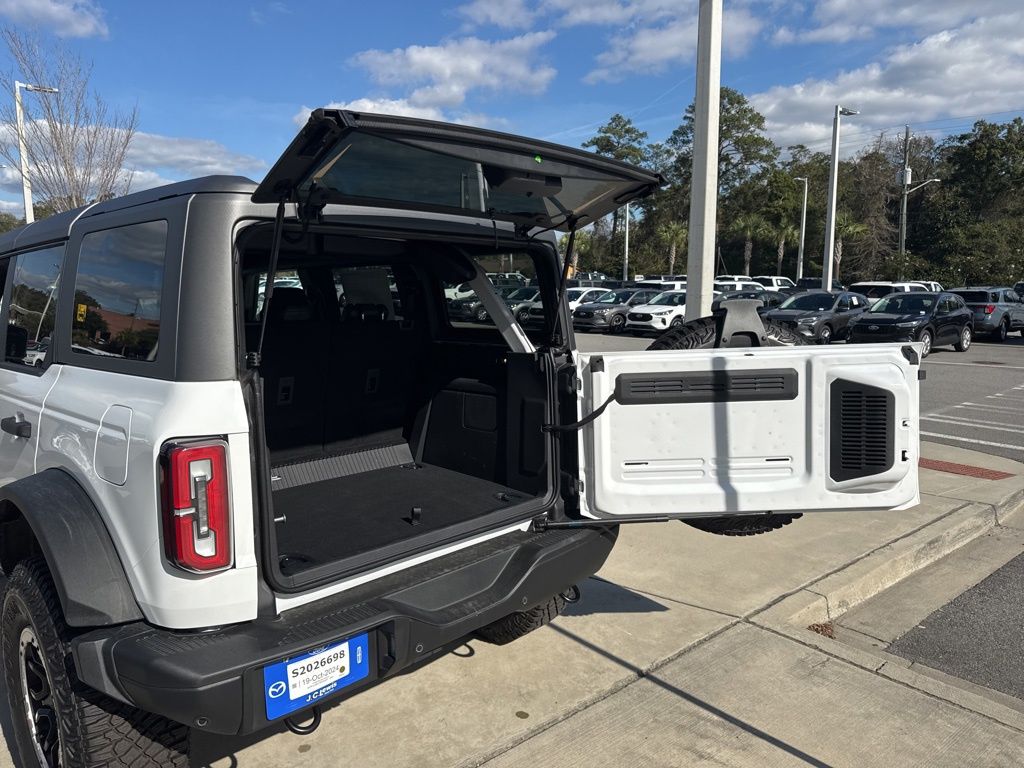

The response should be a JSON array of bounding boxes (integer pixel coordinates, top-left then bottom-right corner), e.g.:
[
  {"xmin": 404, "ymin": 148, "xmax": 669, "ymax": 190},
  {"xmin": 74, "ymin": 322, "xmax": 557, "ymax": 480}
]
[
  {"xmin": 2, "ymin": 558, "xmax": 189, "ymax": 768},
  {"xmin": 993, "ymin": 319, "xmax": 1008, "ymax": 343},
  {"xmin": 475, "ymin": 594, "xmax": 567, "ymax": 645},
  {"xmin": 475, "ymin": 307, "xmax": 488, "ymax": 322},
  {"xmin": 954, "ymin": 326, "xmax": 972, "ymax": 352},
  {"xmin": 648, "ymin": 316, "xmax": 805, "ymax": 536}
]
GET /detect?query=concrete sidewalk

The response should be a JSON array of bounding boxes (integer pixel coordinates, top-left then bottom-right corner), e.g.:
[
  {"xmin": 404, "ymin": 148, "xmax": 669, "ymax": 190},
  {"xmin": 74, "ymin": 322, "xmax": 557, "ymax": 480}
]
[{"xmin": 179, "ymin": 441, "xmax": 1024, "ymax": 768}]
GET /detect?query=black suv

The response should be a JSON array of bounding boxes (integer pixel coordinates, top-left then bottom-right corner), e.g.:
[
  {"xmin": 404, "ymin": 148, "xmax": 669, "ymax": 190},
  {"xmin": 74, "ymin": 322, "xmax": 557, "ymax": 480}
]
[{"xmin": 848, "ymin": 291, "xmax": 973, "ymax": 355}]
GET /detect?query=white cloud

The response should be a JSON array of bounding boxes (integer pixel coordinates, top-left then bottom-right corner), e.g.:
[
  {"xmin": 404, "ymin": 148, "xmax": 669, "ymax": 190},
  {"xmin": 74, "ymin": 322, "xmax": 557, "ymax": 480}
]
[
  {"xmin": 584, "ymin": 6, "xmax": 763, "ymax": 83},
  {"xmin": 0, "ymin": 199, "xmax": 22, "ymax": 214},
  {"xmin": 125, "ymin": 132, "xmax": 266, "ymax": 181},
  {"xmin": 0, "ymin": 0, "xmax": 107, "ymax": 38},
  {"xmin": 782, "ymin": 0, "xmax": 1020, "ymax": 43},
  {"xmin": 352, "ymin": 31, "xmax": 557, "ymax": 109},
  {"xmin": 752, "ymin": 13, "xmax": 1024, "ymax": 152},
  {"xmin": 249, "ymin": 1, "xmax": 289, "ymax": 26},
  {"xmin": 457, "ymin": 0, "xmax": 537, "ymax": 30}
]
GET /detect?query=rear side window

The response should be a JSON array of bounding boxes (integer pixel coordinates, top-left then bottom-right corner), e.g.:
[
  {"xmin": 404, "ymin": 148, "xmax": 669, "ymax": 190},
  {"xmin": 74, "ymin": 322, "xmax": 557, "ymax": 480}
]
[
  {"xmin": 6, "ymin": 245, "xmax": 63, "ymax": 368},
  {"xmin": 71, "ymin": 220, "xmax": 167, "ymax": 362},
  {"xmin": 952, "ymin": 290, "xmax": 994, "ymax": 303}
]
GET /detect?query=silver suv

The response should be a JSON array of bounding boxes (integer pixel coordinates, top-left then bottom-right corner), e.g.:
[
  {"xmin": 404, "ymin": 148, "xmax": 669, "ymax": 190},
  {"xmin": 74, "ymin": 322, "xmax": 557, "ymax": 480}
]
[{"xmin": 0, "ymin": 110, "xmax": 921, "ymax": 767}]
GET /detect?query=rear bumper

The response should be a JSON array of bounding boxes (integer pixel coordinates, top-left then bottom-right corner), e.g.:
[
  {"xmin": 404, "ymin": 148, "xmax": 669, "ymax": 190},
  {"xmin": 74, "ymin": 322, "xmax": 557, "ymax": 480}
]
[{"xmin": 71, "ymin": 527, "xmax": 616, "ymax": 736}]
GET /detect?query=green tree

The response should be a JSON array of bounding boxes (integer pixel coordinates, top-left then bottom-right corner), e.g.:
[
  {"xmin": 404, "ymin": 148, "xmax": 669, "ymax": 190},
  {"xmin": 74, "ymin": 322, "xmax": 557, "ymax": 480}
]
[
  {"xmin": 771, "ymin": 221, "xmax": 799, "ymax": 275},
  {"xmin": 833, "ymin": 212, "xmax": 868, "ymax": 280},
  {"xmin": 658, "ymin": 221, "xmax": 687, "ymax": 274},
  {"xmin": 727, "ymin": 213, "xmax": 769, "ymax": 276}
]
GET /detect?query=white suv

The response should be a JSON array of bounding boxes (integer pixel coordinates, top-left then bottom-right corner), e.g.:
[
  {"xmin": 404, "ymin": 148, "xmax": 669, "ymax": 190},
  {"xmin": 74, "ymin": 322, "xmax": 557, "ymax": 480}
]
[{"xmin": 0, "ymin": 110, "xmax": 921, "ymax": 767}]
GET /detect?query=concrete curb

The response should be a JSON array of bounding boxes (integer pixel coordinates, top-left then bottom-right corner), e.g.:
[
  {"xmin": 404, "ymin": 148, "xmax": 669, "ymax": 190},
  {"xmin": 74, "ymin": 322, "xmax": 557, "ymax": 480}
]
[{"xmin": 755, "ymin": 485, "xmax": 1024, "ymax": 631}]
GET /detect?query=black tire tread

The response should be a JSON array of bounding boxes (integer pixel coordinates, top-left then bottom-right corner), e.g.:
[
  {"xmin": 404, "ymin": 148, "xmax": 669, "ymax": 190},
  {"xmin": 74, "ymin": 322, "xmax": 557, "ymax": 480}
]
[
  {"xmin": 684, "ymin": 513, "xmax": 802, "ymax": 537},
  {"xmin": 3, "ymin": 557, "xmax": 189, "ymax": 767},
  {"xmin": 475, "ymin": 594, "xmax": 566, "ymax": 645}
]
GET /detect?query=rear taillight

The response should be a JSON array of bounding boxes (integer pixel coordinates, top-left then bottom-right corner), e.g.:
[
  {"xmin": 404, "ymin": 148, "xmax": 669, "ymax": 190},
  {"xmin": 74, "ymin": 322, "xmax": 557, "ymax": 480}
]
[
  {"xmin": 984, "ymin": 304, "xmax": 996, "ymax": 314},
  {"xmin": 161, "ymin": 440, "xmax": 232, "ymax": 572}
]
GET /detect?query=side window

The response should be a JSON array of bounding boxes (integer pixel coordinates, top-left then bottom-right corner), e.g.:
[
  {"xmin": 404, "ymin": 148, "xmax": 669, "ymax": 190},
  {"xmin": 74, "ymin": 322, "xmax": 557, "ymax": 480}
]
[
  {"xmin": 71, "ymin": 220, "xmax": 167, "ymax": 362},
  {"xmin": 6, "ymin": 245, "xmax": 63, "ymax": 368},
  {"xmin": 1009, "ymin": 291, "xmax": 1021, "ymax": 303},
  {"xmin": 838, "ymin": 296, "xmax": 851, "ymax": 310}
]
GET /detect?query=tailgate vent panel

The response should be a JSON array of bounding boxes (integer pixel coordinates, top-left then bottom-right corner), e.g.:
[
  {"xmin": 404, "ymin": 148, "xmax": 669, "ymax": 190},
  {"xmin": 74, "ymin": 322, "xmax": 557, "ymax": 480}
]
[
  {"xmin": 830, "ymin": 379, "xmax": 895, "ymax": 481},
  {"xmin": 615, "ymin": 369, "xmax": 797, "ymax": 404}
]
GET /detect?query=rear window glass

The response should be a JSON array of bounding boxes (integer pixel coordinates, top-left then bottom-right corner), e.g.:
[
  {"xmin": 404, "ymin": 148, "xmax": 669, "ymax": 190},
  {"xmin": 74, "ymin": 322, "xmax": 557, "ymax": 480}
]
[
  {"xmin": 443, "ymin": 252, "xmax": 542, "ymax": 330},
  {"xmin": 951, "ymin": 290, "xmax": 996, "ymax": 303},
  {"xmin": 850, "ymin": 284, "xmax": 894, "ymax": 298},
  {"xmin": 6, "ymin": 245, "xmax": 63, "ymax": 368},
  {"xmin": 71, "ymin": 221, "xmax": 167, "ymax": 362}
]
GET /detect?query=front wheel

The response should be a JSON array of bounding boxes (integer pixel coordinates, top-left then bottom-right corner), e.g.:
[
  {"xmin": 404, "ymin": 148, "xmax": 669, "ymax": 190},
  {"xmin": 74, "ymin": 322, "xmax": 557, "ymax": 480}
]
[
  {"xmin": 954, "ymin": 326, "xmax": 972, "ymax": 352},
  {"xmin": 2, "ymin": 558, "xmax": 189, "ymax": 768},
  {"xmin": 608, "ymin": 313, "xmax": 626, "ymax": 333},
  {"xmin": 817, "ymin": 325, "xmax": 833, "ymax": 345},
  {"xmin": 475, "ymin": 307, "xmax": 489, "ymax": 322},
  {"xmin": 918, "ymin": 328, "xmax": 933, "ymax": 357}
]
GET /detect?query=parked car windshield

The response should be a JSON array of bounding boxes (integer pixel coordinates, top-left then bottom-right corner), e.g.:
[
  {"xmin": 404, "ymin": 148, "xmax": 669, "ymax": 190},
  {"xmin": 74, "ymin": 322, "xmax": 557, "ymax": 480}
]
[
  {"xmin": 506, "ymin": 288, "xmax": 537, "ymax": 300},
  {"xmin": 951, "ymin": 290, "xmax": 996, "ymax": 303},
  {"xmin": 779, "ymin": 293, "xmax": 836, "ymax": 311},
  {"xmin": 649, "ymin": 291, "xmax": 687, "ymax": 305},
  {"xmin": 594, "ymin": 289, "xmax": 635, "ymax": 304},
  {"xmin": 870, "ymin": 294, "xmax": 936, "ymax": 314}
]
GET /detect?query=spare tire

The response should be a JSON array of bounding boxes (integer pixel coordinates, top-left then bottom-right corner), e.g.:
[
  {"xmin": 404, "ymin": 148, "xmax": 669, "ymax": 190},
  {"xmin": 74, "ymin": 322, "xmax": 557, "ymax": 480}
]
[{"xmin": 647, "ymin": 314, "xmax": 805, "ymax": 536}]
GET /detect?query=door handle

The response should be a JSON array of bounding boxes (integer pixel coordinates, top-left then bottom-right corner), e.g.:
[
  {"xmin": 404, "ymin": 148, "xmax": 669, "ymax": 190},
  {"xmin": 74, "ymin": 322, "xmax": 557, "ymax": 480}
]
[{"xmin": 1, "ymin": 417, "xmax": 31, "ymax": 439}]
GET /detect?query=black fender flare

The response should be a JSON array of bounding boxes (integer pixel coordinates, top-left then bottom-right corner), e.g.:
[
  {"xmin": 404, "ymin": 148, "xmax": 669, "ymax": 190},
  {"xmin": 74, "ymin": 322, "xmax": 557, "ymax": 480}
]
[{"xmin": 0, "ymin": 468, "xmax": 143, "ymax": 626}]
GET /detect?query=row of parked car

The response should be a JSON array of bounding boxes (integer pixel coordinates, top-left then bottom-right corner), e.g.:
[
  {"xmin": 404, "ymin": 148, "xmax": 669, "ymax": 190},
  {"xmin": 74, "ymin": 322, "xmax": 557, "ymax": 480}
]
[{"xmin": 446, "ymin": 274, "xmax": 1024, "ymax": 356}]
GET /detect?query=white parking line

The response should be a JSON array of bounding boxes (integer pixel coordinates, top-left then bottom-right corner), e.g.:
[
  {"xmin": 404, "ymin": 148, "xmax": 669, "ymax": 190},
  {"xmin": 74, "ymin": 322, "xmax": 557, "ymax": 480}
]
[
  {"xmin": 923, "ymin": 360, "xmax": 1024, "ymax": 370},
  {"xmin": 955, "ymin": 403, "xmax": 1023, "ymax": 415},
  {"xmin": 921, "ymin": 431, "xmax": 1024, "ymax": 451},
  {"xmin": 921, "ymin": 416, "xmax": 1024, "ymax": 434}
]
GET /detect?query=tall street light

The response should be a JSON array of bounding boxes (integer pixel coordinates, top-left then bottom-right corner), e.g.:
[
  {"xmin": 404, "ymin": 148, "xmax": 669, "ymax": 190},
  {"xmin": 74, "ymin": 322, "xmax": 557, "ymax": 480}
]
[
  {"xmin": 14, "ymin": 80, "xmax": 59, "ymax": 225},
  {"xmin": 794, "ymin": 176, "xmax": 808, "ymax": 281},
  {"xmin": 822, "ymin": 105, "xmax": 858, "ymax": 290}
]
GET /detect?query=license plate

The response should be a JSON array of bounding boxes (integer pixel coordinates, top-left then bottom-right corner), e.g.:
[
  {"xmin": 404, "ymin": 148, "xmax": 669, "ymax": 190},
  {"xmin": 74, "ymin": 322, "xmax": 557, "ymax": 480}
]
[{"xmin": 263, "ymin": 633, "xmax": 371, "ymax": 720}]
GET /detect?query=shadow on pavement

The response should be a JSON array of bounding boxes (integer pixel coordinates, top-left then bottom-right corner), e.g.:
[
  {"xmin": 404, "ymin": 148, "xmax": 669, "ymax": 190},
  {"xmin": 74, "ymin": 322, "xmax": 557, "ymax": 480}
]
[
  {"xmin": 547, "ymin": 622, "xmax": 835, "ymax": 768},
  {"xmin": 563, "ymin": 576, "xmax": 669, "ymax": 617}
]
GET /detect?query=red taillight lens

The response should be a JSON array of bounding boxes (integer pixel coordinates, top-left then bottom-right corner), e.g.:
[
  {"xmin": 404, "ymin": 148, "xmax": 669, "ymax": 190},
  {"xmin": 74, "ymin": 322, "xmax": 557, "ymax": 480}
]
[
  {"xmin": 161, "ymin": 441, "xmax": 232, "ymax": 572},
  {"xmin": 984, "ymin": 304, "xmax": 996, "ymax": 314}
]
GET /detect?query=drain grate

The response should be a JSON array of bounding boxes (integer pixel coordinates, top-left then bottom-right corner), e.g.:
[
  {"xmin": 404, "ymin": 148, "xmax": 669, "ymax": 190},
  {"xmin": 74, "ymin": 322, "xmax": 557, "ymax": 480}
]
[{"xmin": 919, "ymin": 457, "xmax": 1014, "ymax": 480}]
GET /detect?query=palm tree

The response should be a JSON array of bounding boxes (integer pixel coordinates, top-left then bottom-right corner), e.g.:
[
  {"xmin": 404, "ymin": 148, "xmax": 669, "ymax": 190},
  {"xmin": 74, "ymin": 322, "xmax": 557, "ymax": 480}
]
[
  {"xmin": 727, "ymin": 213, "xmax": 769, "ymax": 275},
  {"xmin": 658, "ymin": 221, "xmax": 687, "ymax": 275},
  {"xmin": 833, "ymin": 211, "xmax": 868, "ymax": 280},
  {"xmin": 771, "ymin": 221, "xmax": 799, "ymax": 276}
]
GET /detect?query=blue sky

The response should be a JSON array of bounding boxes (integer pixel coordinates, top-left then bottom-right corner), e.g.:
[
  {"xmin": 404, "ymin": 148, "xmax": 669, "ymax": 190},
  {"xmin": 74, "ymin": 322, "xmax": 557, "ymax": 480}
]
[{"xmin": 0, "ymin": 0, "xmax": 1022, "ymax": 212}]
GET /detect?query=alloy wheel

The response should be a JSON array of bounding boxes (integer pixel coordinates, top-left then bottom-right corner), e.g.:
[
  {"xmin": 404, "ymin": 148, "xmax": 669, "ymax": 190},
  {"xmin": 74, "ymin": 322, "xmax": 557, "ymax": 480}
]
[
  {"xmin": 920, "ymin": 330, "xmax": 932, "ymax": 356},
  {"xmin": 18, "ymin": 626, "xmax": 61, "ymax": 767},
  {"xmin": 961, "ymin": 327, "xmax": 971, "ymax": 351}
]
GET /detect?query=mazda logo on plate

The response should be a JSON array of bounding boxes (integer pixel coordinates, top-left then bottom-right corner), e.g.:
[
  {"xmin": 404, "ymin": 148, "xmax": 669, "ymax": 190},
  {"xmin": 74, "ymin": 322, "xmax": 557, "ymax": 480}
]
[{"xmin": 268, "ymin": 681, "xmax": 287, "ymax": 699}]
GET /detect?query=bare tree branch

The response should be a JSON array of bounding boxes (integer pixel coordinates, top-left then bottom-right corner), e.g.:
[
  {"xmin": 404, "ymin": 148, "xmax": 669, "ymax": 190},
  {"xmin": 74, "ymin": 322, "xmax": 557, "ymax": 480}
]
[{"xmin": 0, "ymin": 28, "xmax": 138, "ymax": 216}]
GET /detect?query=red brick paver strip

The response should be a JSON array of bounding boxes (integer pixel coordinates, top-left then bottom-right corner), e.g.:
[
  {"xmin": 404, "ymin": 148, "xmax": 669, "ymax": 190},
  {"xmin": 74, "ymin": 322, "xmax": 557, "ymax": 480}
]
[{"xmin": 919, "ymin": 457, "xmax": 1015, "ymax": 481}]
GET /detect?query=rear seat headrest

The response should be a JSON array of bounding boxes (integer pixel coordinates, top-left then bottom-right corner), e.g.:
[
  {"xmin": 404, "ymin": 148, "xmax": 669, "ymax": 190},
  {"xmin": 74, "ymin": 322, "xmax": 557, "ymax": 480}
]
[
  {"xmin": 268, "ymin": 287, "xmax": 314, "ymax": 323},
  {"xmin": 342, "ymin": 303, "xmax": 389, "ymax": 323}
]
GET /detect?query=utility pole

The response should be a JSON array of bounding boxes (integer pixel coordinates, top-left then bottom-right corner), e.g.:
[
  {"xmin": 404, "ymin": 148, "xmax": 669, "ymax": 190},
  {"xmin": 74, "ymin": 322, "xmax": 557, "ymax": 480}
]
[
  {"xmin": 684, "ymin": 0, "xmax": 722, "ymax": 321},
  {"xmin": 898, "ymin": 125, "xmax": 911, "ymax": 279},
  {"xmin": 823, "ymin": 104, "xmax": 858, "ymax": 290},
  {"xmin": 622, "ymin": 202, "xmax": 630, "ymax": 281},
  {"xmin": 795, "ymin": 177, "xmax": 808, "ymax": 281}
]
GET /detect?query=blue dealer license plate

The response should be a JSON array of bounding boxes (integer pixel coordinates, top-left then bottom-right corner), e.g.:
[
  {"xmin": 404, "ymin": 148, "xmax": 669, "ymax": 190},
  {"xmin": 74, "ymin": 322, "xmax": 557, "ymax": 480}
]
[{"xmin": 263, "ymin": 633, "xmax": 371, "ymax": 720}]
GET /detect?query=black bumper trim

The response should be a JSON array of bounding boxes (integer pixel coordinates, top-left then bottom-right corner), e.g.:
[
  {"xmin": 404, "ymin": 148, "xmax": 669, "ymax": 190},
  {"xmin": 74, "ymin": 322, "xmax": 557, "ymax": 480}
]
[{"xmin": 72, "ymin": 526, "xmax": 616, "ymax": 736}]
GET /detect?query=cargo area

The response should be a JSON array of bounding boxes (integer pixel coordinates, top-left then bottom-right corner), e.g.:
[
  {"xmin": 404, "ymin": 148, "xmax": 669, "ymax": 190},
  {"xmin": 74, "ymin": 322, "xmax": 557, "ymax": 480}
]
[{"xmin": 239, "ymin": 225, "xmax": 556, "ymax": 588}]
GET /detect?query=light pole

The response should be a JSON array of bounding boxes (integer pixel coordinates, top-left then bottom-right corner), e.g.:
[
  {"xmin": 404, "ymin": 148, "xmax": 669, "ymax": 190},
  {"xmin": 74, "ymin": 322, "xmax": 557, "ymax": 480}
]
[
  {"xmin": 822, "ymin": 105, "xmax": 858, "ymax": 290},
  {"xmin": 622, "ymin": 201, "xmax": 630, "ymax": 281},
  {"xmin": 14, "ymin": 80, "xmax": 59, "ymax": 225},
  {"xmin": 794, "ymin": 176, "xmax": 808, "ymax": 282},
  {"xmin": 684, "ymin": 0, "xmax": 722, "ymax": 320}
]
